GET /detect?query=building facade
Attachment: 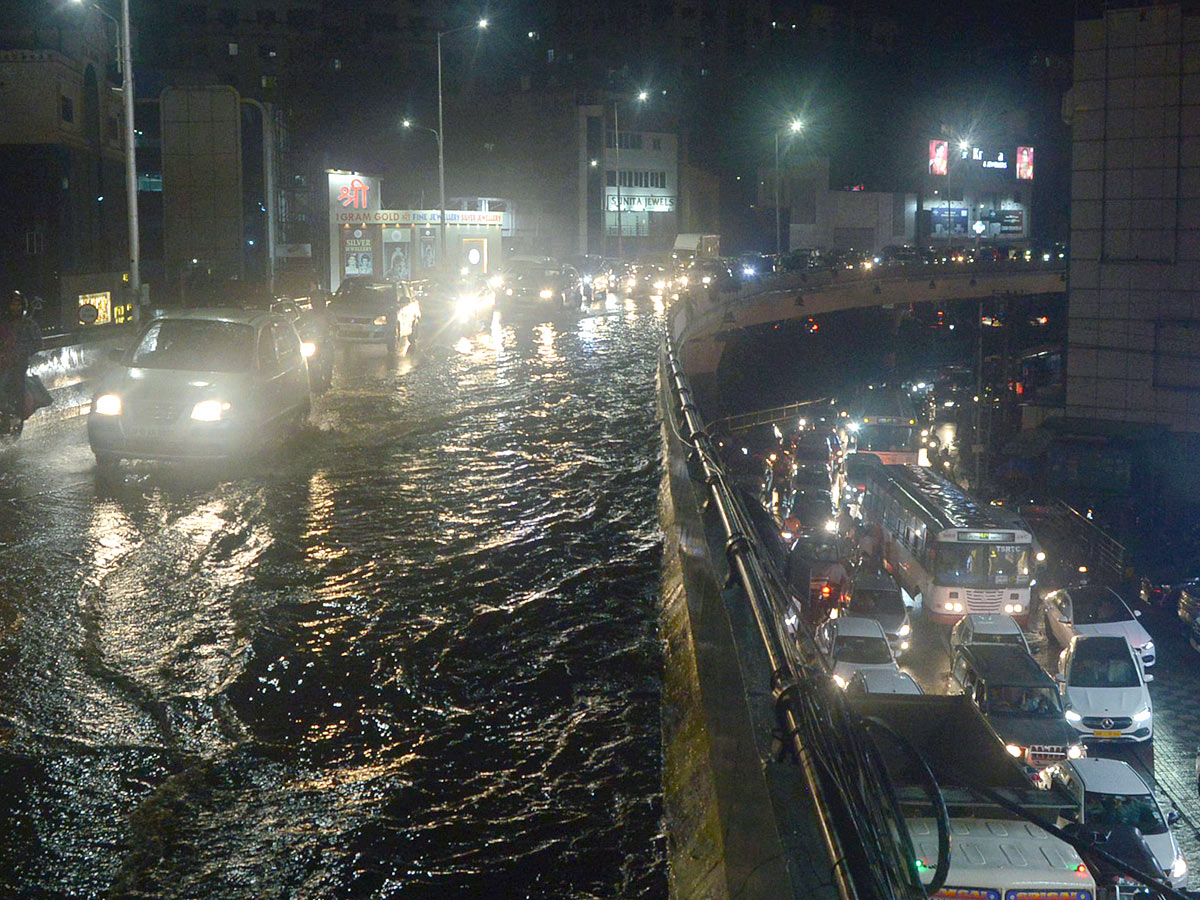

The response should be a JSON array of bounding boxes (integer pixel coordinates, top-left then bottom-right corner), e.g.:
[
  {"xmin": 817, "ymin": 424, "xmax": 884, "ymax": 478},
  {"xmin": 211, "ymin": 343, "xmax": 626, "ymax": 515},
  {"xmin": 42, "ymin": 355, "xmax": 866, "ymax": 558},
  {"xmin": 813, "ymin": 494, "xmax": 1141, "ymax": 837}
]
[
  {"xmin": 1065, "ymin": 3, "xmax": 1200, "ymax": 433},
  {"xmin": 782, "ymin": 158, "xmax": 915, "ymax": 254},
  {"xmin": 918, "ymin": 138, "xmax": 1036, "ymax": 249}
]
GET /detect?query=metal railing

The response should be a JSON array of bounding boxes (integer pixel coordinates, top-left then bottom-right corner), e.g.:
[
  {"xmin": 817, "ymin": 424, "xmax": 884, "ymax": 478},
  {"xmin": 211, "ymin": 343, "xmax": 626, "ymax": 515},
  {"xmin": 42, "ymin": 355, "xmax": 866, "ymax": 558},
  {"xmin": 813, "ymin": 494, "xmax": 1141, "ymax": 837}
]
[{"xmin": 663, "ymin": 329, "xmax": 935, "ymax": 900}]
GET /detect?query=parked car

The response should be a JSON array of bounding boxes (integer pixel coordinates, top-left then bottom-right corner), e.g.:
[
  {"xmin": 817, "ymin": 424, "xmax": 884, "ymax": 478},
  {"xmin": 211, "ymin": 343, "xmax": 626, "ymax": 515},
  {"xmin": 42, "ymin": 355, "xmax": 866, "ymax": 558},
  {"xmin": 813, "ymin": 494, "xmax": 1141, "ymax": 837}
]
[
  {"xmin": 329, "ymin": 277, "xmax": 421, "ymax": 355},
  {"xmin": 949, "ymin": 613, "xmax": 1032, "ymax": 656},
  {"xmin": 1043, "ymin": 584, "xmax": 1155, "ymax": 668},
  {"xmin": 1057, "ymin": 634, "xmax": 1154, "ymax": 743},
  {"xmin": 1049, "ymin": 757, "xmax": 1187, "ymax": 889},
  {"xmin": 88, "ymin": 308, "xmax": 312, "ymax": 466},
  {"xmin": 814, "ymin": 615, "xmax": 901, "ymax": 689},
  {"xmin": 949, "ymin": 642, "xmax": 1083, "ymax": 771}
]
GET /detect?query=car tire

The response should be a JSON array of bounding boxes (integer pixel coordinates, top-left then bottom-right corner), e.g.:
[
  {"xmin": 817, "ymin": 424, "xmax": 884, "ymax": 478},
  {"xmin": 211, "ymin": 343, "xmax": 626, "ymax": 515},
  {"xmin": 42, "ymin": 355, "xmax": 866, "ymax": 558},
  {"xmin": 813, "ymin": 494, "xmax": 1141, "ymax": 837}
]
[{"xmin": 94, "ymin": 452, "xmax": 120, "ymax": 473}]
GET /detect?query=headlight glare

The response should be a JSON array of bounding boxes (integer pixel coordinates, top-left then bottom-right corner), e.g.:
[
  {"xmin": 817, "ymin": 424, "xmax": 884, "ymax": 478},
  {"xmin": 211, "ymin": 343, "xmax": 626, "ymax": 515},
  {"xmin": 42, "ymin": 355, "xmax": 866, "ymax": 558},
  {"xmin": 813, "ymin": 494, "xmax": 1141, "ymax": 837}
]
[
  {"xmin": 539, "ymin": 288, "xmax": 554, "ymax": 299},
  {"xmin": 1132, "ymin": 706, "xmax": 1152, "ymax": 724},
  {"xmin": 1064, "ymin": 709, "xmax": 1083, "ymax": 723},
  {"xmin": 1005, "ymin": 743, "xmax": 1024, "ymax": 758},
  {"xmin": 373, "ymin": 315, "xmax": 389, "ymax": 326},
  {"xmin": 1067, "ymin": 744, "xmax": 1083, "ymax": 759},
  {"xmin": 93, "ymin": 393, "xmax": 122, "ymax": 416},
  {"xmin": 190, "ymin": 399, "xmax": 231, "ymax": 422},
  {"xmin": 897, "ymin": 623, "xmax": 911, "ymax": 637},
  {"xmin": 1172, "ymin": 855, "xmax": 1188, "ymax": 880},
  {"xmin": 300, "ymin": 341, "xmax": 317, "ymax": 358}
]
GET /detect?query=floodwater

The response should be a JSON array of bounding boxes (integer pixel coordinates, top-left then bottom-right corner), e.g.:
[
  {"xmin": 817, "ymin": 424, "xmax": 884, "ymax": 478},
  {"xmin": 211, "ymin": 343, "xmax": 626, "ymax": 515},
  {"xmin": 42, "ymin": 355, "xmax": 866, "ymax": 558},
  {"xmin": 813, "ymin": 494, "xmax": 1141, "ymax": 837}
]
[{"xmin": 0, "ymin": 297, "xmax": 667, "ymax": 899}]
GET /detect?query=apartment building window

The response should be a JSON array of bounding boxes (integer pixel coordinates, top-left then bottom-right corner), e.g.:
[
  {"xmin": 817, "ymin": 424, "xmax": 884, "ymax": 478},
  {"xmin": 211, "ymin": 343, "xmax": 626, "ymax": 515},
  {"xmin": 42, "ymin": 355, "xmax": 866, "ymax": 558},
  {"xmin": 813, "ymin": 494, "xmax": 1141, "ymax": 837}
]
[
  {"xmin": 604, "ymin": 132, "xmax": 643, "ymax": 150},
  {"xmin": 228, "ymin": 42, "xmax": 238, "ymax": 56},
  {"xmin": 60, "ymin": 95, "xmax": 74, "ymax": 123},
  {"xmin": 24, "ymin": 230, "xmax": 44, "ymax": 256}
]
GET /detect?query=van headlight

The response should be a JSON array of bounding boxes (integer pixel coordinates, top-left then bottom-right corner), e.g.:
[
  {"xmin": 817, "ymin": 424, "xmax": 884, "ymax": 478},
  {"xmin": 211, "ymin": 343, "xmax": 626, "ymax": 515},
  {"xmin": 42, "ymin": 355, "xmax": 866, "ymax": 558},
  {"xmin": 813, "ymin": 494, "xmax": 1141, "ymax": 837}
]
[
  {"xmin": 191, "ymin": 399, "xmax": 231, "ymax": 422},
  {"xmin": 1172, "ymin": 855, "xmax": 1188, "ymax": 880},
  {"xmin": 1132, "ymin": 706, "xmax": 1152, "ymax": 724},
  {"xmin": 373, "ymin": 315, "xmax": 389, "ymax": 326},
  {"xmin": 93, "ymin": 393, "xmax": 122, "ymax": 416}
]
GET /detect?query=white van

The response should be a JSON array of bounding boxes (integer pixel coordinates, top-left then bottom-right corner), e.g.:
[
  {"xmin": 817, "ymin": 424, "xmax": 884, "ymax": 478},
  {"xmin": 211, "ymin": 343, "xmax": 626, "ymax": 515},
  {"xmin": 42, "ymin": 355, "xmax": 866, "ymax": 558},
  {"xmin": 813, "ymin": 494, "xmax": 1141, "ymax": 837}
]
[{"xmin": 908, "ymin": 816, "xmax": 1097, "ymax": 899}]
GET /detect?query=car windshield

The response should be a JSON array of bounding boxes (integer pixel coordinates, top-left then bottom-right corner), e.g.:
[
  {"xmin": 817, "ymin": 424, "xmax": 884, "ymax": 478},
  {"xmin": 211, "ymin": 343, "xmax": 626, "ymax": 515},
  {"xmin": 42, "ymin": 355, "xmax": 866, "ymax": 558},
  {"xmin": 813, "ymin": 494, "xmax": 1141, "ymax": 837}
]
[
  {"xmin": 1084, "ymin": 792, "xmax": 1166, "ymax": 835},
  {"xmin": 130, "ymin": 320, "xmax": 255, "ymax": 373},
  {"xmin": 850, "ymin": 589, "xmax": 904, "ymax": 616},
  {"xmin": 985, "ymin": 685, "xmax": 1063, "ymax": 717},
  {"xmin": 1069, "ymin": 653, "xmax": 1140, "ymax": 688},
  {"xmin": 834, "ymin": 635, "xmax": 892, "ymax": 664},
  {"xmin": 935, "ymin": 541, "xmax": 1032, "ymax": 588},
  {"xmin": 1073, "ymin": 592, "xmax": 1133, "ymax": 625},
  {"xmin": 973, "ymin": 631, "xmax": 1026, "ymax": 648}
]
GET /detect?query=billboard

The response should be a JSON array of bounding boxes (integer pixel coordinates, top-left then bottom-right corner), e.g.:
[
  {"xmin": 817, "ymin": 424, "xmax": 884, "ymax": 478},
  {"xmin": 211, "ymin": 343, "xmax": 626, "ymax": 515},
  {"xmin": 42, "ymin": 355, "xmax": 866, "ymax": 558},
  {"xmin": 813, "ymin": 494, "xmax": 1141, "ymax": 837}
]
[
  {"xmin": 1017, "ymin": 146, "xmax": 1034, "ymax": 180},
  {"xmin": 929, "ymin": 140, "xmax": 948, "ymax": 176},
  {"xmin": 930, "ymin": 207, "xmax": 969, "ymax": 237}
]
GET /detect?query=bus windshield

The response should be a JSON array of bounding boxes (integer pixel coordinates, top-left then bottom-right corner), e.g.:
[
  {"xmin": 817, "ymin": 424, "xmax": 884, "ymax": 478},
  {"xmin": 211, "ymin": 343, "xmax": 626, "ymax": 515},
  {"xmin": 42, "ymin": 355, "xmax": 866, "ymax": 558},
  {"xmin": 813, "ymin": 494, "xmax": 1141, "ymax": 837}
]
[
  {"xmin": 855, "ymin": 425, "xmax": 916, "ymax": 453},
  {"xmin": 935, "ymin": 541, "xmax": 1032, "ymax": 588}
]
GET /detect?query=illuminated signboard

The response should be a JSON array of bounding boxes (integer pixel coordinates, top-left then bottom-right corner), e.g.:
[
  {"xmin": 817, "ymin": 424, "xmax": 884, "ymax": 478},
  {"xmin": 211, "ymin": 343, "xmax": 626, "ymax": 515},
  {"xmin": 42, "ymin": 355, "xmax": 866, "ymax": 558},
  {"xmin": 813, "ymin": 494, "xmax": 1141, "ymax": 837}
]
[
  {"xmin": 1017, "ymin": 146, "xmax": 1034, "ymax": 180},
  {"xmin": 929, "ymin": 140, "xmax": 948, "ymax": 176},
  {"xmin": 79, "ymin": 291, "xmax": 112, "ymax": 325},
  {"xmin": 605, "ymin": 194, "xmax": 677, "ymax": 212},
  {"xmin": 933, "ymin": 889, "xmax": 1000, "ymax": 900},
  {"xmin": 1000, "ymin": 210, "xmax": 1024, "ymax": 234},
  {"xmin": 959, "ymin": 532, "xmax": 1016, "ymax": 542},
  {"xmin": 1005, "ymin": 891, "xmax": 1091, "ymax": 900}
]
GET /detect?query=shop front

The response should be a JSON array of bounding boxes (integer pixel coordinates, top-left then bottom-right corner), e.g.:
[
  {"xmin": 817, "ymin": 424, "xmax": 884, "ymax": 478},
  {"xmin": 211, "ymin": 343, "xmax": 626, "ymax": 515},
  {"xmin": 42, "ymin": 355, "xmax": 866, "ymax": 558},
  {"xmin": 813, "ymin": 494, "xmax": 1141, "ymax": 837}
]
[{"xmin": 326, "ymin": 172, "xmax": 503, "ymax": 292}]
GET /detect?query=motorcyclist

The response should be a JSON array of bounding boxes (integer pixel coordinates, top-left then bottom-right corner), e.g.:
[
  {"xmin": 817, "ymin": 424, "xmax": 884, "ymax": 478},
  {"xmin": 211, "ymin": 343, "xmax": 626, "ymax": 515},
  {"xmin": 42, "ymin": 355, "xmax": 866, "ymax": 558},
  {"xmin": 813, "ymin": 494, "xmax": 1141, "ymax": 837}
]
[{"xmin": 0, "ymin": 292, "xmax": 45, "ymax": 432}]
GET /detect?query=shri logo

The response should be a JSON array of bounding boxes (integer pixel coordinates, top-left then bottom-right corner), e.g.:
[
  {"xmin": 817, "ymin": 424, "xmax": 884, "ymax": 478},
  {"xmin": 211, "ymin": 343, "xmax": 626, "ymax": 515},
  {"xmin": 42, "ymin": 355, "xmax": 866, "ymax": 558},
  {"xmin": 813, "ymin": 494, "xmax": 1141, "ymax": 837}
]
[{"xmin": 338, "ymin": 178, "xmax": 369, "ymax": 208}]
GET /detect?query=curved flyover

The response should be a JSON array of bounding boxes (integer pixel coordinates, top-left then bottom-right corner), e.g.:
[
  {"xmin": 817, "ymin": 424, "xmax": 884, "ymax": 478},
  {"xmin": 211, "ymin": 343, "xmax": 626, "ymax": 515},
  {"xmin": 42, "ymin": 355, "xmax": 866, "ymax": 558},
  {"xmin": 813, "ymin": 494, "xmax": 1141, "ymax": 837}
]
[{"xmin": 671, "ymin": 263, "xmax": 1068, "ymax": 385}]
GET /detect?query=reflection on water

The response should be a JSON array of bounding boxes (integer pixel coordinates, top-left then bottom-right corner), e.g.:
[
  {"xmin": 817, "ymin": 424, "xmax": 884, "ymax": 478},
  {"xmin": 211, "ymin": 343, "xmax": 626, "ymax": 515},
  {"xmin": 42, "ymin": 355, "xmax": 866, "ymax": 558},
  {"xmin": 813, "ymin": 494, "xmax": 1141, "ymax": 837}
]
[{"xmin": 0, "ymin": 296, "xmax": 667, "ymax": 899}]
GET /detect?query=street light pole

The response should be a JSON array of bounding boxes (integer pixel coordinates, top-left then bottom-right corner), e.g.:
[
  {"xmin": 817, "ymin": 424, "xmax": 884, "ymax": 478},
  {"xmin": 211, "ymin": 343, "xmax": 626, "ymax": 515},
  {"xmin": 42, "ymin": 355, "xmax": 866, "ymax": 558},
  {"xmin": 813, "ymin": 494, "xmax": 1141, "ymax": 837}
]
[
  {"xmin": 435, "ymin": 19, "xmax": 487, "ymax": 273},
  {"xmin": 75, "ymin": 0, "xmax": 140, "ymax": 316},
  {"xmin": 614, "ymin": 100, "xmax": 622, "ymax": 261},
  {"xmin": 774, "ymin": 120, "xmax": 803, "ymax": 262}
]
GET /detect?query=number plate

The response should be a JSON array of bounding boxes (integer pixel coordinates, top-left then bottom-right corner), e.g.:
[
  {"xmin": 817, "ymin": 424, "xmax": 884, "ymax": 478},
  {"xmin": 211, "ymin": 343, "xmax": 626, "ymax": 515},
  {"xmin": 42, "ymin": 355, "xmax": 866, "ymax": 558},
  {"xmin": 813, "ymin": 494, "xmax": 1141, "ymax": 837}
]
[{"xmin": 1093, "ymin": 730, "xmax": 1122, "ymax": 738}]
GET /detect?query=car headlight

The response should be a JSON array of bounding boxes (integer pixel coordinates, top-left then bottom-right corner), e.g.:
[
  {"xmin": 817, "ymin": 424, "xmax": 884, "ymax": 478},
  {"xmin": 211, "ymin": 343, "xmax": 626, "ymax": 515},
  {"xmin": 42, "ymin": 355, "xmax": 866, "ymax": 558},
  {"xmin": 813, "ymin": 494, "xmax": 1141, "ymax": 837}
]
[
  {"xmin": 93, "ymin": 393, "xmax": 122, "ymax": 416},
  {"xmin": 539, "ymin": 288, "xmax": 554, "ymax": 299},
  {"xmin": 487, "ymin": 275, "xmax": 503, "ymax": 289},
  {"xmin": 897, "ymin": 623, "xmax": 911, "ymax": 637},
  {"xmin": 373, "ymin": 315, "xmax": 389, "ymax": 326},
  {"xmin": 300, "ymin": 341, "xmax": 317, "ymax": 358},
  {"xmin": 1005, "ymin": 743, "xmax": 1024, "ymax": 758},
  {"xmin": 582, "ymin": 274, "xmax": 592, "ymax": 284},
  {"xmin": 899, "ymin": 640, "xmax": 909, "ymax": 651},
  {"xmin": 1065, "ymin": 709, "xmax": 1083, "ymax": 723},
  {"xmin": 1067, "ymin": 744, "xmax": 1084, "ymax": 759},
  {"xmin": 455, "ymin": 296, "xmax": 477, "ymax": 321},
  {"xmin": 190, "ymin": 399, "xmax": 231, "ymax": 422},
  {"xmin": 653, "ymin": 279, "xmax": 666, "ymax": 290},
  {"xmin": 824, "ymin": 519, "xmax": 838, "ymax": 533},
  {"xmin": 1141, "ymin": 641, "xmax": 1154, "ymax": 654},
  {"xmin": 678, "ymin": 275, "xmax": 689, "ymax": 286},
  {"xmin": 832, "ymin": 673, "xmax": 847, "ymax": 689},
  {"xmin": 1132, "ymin": 706, "xmax": 1152, "ymax": 724},
  {"xmin": 701, "ymin": 275, "xmax": 712, "ymax": 285},
  {"xmin": 1172, "ymin": 855, "xmax": 1188, "ymax": 880}
]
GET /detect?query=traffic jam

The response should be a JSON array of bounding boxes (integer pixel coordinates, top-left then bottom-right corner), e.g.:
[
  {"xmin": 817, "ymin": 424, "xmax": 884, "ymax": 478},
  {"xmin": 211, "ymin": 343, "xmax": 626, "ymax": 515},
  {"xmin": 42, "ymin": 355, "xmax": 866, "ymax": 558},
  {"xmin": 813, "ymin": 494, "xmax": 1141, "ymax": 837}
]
[{"xmin": 714, "ymin": 386, "xmax": 1199, "ymax": 900}]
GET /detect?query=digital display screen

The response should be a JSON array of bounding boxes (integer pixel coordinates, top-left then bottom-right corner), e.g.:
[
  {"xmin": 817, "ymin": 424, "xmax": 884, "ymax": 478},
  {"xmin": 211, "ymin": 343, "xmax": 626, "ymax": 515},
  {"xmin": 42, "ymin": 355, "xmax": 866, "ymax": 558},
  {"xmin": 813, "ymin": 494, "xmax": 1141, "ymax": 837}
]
[
  {"xmin": 1017, "ymin": 146, "xmax": 1035, "ymax": 180},
  {"xmin": 959, "ymin": 532, "xmax": 1016, "ymax": 542},
  {"xmin": 929, "ymin": 140, "xmax": 948, "ymax": 176}
]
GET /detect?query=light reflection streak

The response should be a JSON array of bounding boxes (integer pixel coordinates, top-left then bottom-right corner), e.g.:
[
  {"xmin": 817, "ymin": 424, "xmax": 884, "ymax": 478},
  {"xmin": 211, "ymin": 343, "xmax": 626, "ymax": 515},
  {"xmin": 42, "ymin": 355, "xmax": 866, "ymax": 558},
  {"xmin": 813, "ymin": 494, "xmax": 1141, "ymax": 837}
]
[{"xmin": 536, "ymin": 323, "xmax": 559, "ymax": 364}]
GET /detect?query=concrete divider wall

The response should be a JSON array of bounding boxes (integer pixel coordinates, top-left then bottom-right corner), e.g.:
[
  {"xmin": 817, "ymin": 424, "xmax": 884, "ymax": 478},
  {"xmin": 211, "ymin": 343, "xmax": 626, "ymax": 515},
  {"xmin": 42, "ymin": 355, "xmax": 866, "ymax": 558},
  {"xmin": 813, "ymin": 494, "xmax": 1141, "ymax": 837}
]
[{"xmin": 25, "ymin": 326, "xmax": 134, "ymax": 428}]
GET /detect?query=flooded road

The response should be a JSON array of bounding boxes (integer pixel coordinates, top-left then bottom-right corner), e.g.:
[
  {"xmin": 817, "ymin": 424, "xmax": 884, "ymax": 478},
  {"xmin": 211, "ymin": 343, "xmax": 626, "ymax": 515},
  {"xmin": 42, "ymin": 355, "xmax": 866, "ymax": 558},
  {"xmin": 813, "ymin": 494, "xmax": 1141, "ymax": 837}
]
[{"xmin": 0, "ymin": 297, "xmax": 667, "ymax": 899}]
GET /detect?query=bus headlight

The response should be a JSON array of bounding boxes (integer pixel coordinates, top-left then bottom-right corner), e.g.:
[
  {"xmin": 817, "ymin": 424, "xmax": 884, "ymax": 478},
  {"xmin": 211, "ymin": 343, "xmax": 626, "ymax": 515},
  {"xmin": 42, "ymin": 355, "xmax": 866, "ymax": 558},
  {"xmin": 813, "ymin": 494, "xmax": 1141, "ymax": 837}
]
[
  {"xmin": 943, "ymin": 601, "xmax": 964, "ymax": 613},
  {"xmin": 1003, "ymin": 603, "xmax": 1024, "ymax": 614},
  {"xmin": 93, "ymin": 393, "xmax": 122, "ymax": 416},
  {"xmin": 1035, "ymin": 550, "xmax": 1046, "ymax": 562}
]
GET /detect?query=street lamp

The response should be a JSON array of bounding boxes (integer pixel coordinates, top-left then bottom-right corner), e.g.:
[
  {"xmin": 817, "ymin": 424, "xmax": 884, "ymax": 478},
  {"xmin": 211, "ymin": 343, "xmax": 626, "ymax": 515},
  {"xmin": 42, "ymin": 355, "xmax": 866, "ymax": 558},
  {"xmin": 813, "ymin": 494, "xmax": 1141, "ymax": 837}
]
[
  {"xmin": 73, "ymin": 0, "xmax": 139, "ymax": 316},
  {"xmin": 435, "ymin": 18, "xmax": 488, "ymax": 270},
  {"xmin": 774, "ymin": 119, "xmax": 804, "ymax": 262},
  {"xmin": 611, "ymin": 90, "xmax": 649, "ymax": 261}
]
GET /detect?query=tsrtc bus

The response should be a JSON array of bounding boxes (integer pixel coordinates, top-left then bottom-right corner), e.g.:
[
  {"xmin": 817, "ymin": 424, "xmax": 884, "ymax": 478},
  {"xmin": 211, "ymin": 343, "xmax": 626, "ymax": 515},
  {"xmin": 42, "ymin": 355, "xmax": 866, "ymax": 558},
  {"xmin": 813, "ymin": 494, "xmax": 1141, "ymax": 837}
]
[
  {"xmin": 843, "ymin": 387, "xmax": 926, "ymax": 466},
  {"xmin": 852, "ymin": 456, "xmax": 1034, "ymax": 625}
]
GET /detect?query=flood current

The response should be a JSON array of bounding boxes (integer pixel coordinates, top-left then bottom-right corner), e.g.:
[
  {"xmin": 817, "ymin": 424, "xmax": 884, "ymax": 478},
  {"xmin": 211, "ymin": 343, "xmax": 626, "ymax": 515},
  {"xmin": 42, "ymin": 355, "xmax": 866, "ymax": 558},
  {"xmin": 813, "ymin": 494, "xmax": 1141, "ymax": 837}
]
[{"xmin": 0, "ymin": 299, "xmax": 667, "ymax": 898}]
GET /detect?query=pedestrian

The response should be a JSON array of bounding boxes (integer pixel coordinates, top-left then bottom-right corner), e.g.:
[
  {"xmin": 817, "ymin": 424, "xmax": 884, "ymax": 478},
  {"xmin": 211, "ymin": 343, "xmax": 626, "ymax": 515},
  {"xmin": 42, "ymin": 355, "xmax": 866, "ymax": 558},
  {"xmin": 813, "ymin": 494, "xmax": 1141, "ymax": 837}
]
[{"xmin": 0, "ymin": 291, "xmax": 44, "ymax": 432}]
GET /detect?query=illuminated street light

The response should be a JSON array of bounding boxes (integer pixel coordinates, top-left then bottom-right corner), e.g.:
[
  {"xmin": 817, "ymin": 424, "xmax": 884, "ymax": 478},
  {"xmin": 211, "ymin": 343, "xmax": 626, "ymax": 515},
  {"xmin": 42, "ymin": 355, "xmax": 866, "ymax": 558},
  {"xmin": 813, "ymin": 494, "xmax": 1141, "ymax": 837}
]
[
  {"xmin": 775, "ymin": 119, "xmax": 804, "ymax": 261},
  {"xmin": 611, "ymin": 90, "xmax": 649, "ymax": 260}
]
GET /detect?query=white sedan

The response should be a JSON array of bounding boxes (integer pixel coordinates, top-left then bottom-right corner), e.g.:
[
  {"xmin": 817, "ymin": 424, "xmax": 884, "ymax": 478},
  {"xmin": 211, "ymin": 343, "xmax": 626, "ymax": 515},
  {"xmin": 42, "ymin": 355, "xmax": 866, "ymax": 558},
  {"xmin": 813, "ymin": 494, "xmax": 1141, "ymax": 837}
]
[
  {"xmin": 815, "ymin": 615, "xmax": 901, "ymax": 689},
  {"xmin": 1051, "ymin": 757, "xmax": 1187, "ymax": 888},
  {"xmin": 1043, "ymin": 584, "xmax": 1154, "ymax": 668},
  {"xmin": 1058, "ymin": 635, "xmax": 1153, "ymax": 743}
]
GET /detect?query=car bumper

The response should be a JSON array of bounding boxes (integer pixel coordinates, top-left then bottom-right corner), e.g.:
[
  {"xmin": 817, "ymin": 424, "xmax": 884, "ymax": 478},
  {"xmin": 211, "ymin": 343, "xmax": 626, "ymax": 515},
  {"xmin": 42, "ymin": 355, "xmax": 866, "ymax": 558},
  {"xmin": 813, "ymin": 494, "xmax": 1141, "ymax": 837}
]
[
  {"xmin": 88, "ymin": 414, "xmax": 254, "ymax": 461},
  {"xmin": 334, "ymin": 323, "xmax": 392, "ymax": 343},
  {"xmin": 1069, "ymin": 723, "xmax": 1153, "ymax": 743}
]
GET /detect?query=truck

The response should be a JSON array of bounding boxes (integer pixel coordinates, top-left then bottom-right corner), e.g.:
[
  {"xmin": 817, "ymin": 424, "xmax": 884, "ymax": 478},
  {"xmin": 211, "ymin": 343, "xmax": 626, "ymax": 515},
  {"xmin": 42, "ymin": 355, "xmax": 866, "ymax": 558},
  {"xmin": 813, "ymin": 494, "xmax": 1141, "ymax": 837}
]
[{"xmin": 672, "ymin": 233, "xmax": 721, "ymax": 261}]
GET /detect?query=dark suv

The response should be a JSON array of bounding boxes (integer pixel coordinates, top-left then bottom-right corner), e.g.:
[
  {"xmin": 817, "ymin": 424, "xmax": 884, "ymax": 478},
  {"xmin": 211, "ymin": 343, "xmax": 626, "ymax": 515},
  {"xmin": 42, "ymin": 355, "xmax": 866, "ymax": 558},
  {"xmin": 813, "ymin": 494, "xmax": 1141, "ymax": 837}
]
[{"xmin": 950, "ymin": 643, "xmax": 1083, "ymax": 771}]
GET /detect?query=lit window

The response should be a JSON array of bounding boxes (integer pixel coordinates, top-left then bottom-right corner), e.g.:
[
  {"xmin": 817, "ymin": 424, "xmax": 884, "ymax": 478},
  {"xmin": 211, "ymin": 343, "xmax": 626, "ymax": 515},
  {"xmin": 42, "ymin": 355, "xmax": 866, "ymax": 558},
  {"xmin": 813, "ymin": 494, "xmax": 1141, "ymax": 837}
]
[{"xmin": 228, "ymin": 42, "xmax": 238, "ymax": 56}]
